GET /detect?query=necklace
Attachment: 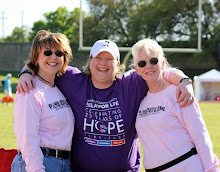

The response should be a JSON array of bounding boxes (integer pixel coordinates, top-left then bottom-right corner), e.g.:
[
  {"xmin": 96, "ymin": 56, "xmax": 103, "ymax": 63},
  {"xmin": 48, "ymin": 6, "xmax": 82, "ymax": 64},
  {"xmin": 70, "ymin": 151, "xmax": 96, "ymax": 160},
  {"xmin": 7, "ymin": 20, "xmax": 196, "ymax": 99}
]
[{"xmin": 36, "ymin": 74, "xmax": 55, "ymax": 87}]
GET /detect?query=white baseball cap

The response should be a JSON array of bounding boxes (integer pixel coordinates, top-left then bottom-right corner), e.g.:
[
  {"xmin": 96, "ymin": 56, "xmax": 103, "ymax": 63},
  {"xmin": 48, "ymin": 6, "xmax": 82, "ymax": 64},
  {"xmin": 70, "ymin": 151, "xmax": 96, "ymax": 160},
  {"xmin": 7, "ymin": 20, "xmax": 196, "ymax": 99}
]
[
  {"xmin": 6, "ymin": 73, "xmax": 12, "ymax": 78},
  {"xmin": 89, "ymin": 40, "xmax": 120, "ymax": 61}
]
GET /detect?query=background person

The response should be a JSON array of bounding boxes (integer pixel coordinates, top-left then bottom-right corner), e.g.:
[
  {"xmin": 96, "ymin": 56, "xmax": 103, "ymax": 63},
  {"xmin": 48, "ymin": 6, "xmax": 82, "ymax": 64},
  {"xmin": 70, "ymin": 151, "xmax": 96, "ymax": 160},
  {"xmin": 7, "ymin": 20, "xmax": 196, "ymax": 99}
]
[
  {"xmin": 133, "ymin": 39, "xmax": 219, "ymax": 171},
  {"xmin": 16, "ymin": 40, "xmax": 194, "ymax": 172},
  {"xmin": 4, "ymin": 73, "xmax": 12, "ymax": 98},
  {"xmin": 11, "ymin": 30, "xmax": 74, "ymax": 172},
  {"xmin": 2, "ymin": 73, "xmax": 13, "ymax": 106}
]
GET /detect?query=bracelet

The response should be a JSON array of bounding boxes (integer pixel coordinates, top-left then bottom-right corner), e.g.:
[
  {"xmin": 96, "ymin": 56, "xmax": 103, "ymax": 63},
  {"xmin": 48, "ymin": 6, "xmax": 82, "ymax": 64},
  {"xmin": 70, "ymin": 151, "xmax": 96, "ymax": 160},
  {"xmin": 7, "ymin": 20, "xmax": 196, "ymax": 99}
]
[
  {"xmin": 179, "ymin": 77, "xmax": 192, "ymax": 84},
  {"xmin": 18, "ymin": 69, "xmax": 33, "ymax": 78}
]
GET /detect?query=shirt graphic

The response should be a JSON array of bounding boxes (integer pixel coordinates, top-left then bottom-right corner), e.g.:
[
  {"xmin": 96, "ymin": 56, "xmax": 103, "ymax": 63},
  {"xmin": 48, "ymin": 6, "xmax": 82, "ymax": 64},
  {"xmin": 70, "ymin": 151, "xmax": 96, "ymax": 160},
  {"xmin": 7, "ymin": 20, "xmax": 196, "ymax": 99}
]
[
  {"xmin": 138, "ymin": 106, "xmax": 165, "ymax": 117},
  {"xmin": 84, "ymin": 98, "xmax": 125, "ymax": 146},
  {"xmin": 48, "ymin": 99, "xmax": 70, "ymax": 110}
]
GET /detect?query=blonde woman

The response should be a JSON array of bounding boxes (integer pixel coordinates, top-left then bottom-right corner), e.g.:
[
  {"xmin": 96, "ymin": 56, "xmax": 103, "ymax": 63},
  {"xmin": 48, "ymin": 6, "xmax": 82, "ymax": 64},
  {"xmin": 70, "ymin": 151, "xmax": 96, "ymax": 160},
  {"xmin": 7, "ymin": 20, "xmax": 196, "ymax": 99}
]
[{"xmin": 133, "ymin": 39, "xmax": 219, "ymax": 171}]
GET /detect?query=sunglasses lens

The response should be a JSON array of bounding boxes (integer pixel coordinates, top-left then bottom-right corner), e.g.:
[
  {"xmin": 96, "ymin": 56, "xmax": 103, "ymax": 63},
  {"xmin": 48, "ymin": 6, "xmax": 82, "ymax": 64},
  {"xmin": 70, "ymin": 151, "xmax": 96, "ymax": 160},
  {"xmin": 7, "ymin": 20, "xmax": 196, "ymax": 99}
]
[
  {"xmin": 44, "ymin": 50, "xmax": 52, "ymax": 56},
  {"xmin": 43, "ymin": 50, "xmax": 64, "ymax": 57},
  {"xmin": 138, "ymin": 61, "xmax": 147, "ymax": 68},
  {"xmin": 137, "ymin": 58, "xmax": 158, "ymax": 67},
  {"xmin": 150, "ymin": 58, "xmax": 159, "ymax": 65},
  {"xmin": 55, "ymin": 51, "xmax": 64, "ymax": 57}
]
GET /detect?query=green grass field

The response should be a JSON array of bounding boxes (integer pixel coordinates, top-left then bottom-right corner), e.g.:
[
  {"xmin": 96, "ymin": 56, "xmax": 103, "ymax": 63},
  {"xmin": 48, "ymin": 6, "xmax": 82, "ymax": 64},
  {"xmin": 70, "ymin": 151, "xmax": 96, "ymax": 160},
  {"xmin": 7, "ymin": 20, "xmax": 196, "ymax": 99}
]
[
  {"xmin": 0, "ymin": 73, "xmax": 219, "ymax": 171},
  {"xmin": 0, "ymin": 72, "xmax": 19, "ymax": 149}
]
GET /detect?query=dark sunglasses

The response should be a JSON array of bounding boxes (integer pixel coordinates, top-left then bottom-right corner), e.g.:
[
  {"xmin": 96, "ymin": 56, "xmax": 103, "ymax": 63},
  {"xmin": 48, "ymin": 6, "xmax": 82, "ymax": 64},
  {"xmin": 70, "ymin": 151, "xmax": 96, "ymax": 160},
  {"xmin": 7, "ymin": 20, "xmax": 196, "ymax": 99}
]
[
  {"xmin": 137, "ymin": 57, "xmax": 159, "ymax": 68},
  {"xmin": 43, "ymin": 50, "xmax": 65, "ymax": 57}
]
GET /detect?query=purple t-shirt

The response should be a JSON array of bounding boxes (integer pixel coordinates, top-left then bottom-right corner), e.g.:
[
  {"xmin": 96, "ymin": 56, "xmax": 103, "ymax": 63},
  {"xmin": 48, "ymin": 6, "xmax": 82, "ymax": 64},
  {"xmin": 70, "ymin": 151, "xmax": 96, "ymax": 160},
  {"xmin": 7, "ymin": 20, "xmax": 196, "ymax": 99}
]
[{"xmin": 56, "ymin": 66, "xmax": 148, "ymax": 172}]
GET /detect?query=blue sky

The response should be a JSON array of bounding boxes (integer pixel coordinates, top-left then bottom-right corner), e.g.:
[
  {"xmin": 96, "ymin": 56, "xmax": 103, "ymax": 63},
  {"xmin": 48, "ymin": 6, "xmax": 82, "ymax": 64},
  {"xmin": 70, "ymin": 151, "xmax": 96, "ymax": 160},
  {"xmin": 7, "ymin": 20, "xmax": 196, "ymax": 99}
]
[{"xmin": 0, "ymin": 0, "xmax": 88, "ymax": 37}]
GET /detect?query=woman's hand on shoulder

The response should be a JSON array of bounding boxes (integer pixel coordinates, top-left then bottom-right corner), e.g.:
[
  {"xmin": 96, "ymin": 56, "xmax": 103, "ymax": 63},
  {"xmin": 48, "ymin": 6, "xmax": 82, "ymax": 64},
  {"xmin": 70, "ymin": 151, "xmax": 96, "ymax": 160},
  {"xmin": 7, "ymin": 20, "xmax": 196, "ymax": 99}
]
[
  {"xmin": 17, "ymin": 74, "xmax": 36, "ymax": 94},
  {"xmin": 176, "ymin": 80, "xmax": 194, "ymax": 108}
]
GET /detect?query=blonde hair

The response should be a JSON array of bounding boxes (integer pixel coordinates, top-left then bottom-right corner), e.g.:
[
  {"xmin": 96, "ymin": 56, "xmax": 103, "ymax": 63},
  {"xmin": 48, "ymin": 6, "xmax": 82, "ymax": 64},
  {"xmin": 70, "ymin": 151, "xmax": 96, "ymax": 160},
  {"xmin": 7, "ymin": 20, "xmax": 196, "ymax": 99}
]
[
  {"xmin": 83, "ymin": 55, "xmax": 125, "ymax": 79},
  {"xmin": 132, "ymin": 39, "xmax": 171, "ymax": 69},
  {"xmin": 26, "ymin": 30, "xmax": 72, "ymax": 76}
]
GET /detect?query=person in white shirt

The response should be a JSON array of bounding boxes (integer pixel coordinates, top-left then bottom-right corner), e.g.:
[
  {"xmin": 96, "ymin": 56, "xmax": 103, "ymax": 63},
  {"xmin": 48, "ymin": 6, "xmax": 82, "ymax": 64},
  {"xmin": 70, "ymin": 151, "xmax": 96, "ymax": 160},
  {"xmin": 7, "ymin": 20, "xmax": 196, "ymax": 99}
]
[
  {"xmin": 11, "ymin": 30, "xmax": 75, "ymax": 172},
  {"xmin": 133, "ymin": 39, "xmax": 219, "ymax": 172}
]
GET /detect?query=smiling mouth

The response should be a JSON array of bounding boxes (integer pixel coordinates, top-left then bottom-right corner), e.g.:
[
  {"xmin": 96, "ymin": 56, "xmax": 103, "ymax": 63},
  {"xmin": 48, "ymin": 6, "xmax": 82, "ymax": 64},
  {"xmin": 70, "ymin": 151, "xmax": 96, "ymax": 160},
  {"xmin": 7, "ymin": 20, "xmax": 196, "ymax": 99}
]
[
  {"xmin": 145, "ymin": 71, "xmax": 155, "ymax": 75},
  {"xmin": 47, "ymin": 62, "xmax": 57, "ymax": 67},
  {"xmin": 98, "ymin": 68, "xmax": 108, "ymax": 72}
]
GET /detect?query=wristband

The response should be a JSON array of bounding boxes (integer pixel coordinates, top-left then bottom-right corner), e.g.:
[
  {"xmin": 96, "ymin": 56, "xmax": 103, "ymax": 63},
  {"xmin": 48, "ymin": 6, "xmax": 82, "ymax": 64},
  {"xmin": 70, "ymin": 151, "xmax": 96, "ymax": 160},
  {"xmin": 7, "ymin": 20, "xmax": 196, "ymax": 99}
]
[
  {"xmin": 179, "ymin": 77, "xmax": 192, "ymax": 84},
  {"xmin": 18, "ymin": 69, "xmax": 33, "ymax": 78}
]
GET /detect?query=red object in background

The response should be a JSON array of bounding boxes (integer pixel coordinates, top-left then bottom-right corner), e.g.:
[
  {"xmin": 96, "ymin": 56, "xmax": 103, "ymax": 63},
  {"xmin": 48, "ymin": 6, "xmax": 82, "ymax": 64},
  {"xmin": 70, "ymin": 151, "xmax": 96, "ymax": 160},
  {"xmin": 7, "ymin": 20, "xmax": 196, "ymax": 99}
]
[
  {"xmin": 0, "ymin": 148, "xmax": 17, "ymax": 172},
  {"xmin": 2, "ymin": 96, "xmax": 14, "ymax": 103},
  {"xmin": 216, "ymin": 96, "xmax": 220, "ymax": 101}
]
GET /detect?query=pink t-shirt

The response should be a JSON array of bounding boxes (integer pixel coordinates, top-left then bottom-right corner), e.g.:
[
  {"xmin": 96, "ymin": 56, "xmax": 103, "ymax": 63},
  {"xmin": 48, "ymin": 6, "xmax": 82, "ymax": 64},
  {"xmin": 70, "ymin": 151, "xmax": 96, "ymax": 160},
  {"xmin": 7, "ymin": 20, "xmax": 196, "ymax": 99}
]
[
  {"xmin": 13, "ymin": 77, "xmax": 75, "ymax": 172},
  {"xmin": 136, "ymin": 84, "xmax": 219, "ymax": 172}
]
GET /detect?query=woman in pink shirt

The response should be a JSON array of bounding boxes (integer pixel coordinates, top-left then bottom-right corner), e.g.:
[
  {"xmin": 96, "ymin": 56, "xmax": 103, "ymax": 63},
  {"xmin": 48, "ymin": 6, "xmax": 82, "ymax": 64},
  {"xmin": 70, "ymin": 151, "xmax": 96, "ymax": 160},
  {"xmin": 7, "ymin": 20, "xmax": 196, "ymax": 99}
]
[
  {"xmin": 133, "ymin": 39, "xmax": 219, "ymax": 171},
  {"xmin": 11, "ymin": 30, "xmax": 74, "ymax": 172}
]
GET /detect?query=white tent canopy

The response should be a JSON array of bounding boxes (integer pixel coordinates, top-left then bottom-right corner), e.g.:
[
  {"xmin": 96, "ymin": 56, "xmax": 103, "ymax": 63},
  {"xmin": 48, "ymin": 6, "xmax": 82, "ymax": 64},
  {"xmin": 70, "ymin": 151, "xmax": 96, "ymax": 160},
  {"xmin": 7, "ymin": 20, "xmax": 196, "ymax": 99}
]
[{"xmin": 194, "ymin": 69, "xmax": 220, "ymax": 101}]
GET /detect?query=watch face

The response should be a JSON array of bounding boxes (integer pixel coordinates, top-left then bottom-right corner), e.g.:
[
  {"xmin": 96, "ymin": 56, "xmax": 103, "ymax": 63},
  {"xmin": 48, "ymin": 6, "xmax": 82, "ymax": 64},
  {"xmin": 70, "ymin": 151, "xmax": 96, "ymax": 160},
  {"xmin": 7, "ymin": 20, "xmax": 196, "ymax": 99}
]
[
  {"xmin": 180, "ymin": 78, "xmax": 192, "ymax": 84},
  {"xmin": 186, "ymin": 78, "xmax": 192, "ymax": 83}
]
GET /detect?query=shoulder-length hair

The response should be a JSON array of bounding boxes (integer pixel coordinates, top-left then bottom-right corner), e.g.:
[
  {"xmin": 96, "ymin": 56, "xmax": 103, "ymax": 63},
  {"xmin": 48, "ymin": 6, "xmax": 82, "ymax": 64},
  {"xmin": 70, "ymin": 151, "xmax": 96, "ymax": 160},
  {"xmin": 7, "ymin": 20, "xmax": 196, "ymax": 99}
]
[{"xmin": 26, "ymin": 30, "xmax": 72, "ymax": 76}]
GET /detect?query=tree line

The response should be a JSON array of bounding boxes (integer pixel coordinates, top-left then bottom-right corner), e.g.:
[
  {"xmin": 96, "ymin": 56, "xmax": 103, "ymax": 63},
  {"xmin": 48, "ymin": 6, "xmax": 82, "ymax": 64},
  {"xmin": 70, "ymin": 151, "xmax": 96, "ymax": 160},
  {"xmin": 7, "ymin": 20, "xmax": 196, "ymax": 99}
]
[{"xmin": 1, "ymin": 0, "xmax": 220, "ymax": 69}]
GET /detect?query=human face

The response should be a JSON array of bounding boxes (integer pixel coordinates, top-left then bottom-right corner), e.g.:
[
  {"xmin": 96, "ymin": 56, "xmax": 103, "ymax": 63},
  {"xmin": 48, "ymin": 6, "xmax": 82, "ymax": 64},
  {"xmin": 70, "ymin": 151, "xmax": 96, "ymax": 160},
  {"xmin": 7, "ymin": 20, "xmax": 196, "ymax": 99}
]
[
  {"xmin": 36, "ymin": 47, "xmax": 64, "ymax": 82},
  {"xmin": 134, "ymin": 49, "xmax": 164, "ymax": 83},
  {"xmin": 89, "ymin": 51, "xmax": 120, "ymax": 89}
]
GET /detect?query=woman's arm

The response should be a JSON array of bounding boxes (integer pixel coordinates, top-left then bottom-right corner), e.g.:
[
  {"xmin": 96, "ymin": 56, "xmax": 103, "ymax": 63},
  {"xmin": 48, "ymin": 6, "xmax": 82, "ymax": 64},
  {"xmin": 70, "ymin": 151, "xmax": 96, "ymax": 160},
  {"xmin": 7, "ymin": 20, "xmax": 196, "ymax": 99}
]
[
  {"xmin": 13, "ymin": 92, "xmax": 45, "ymax": 171},
  {"xmin": 177, "ymin": 101, "xmax": 219, "ymax": 171},
  {"xmin": 16, "ymin": 65, "xmax": 81, "ymax": 94}
]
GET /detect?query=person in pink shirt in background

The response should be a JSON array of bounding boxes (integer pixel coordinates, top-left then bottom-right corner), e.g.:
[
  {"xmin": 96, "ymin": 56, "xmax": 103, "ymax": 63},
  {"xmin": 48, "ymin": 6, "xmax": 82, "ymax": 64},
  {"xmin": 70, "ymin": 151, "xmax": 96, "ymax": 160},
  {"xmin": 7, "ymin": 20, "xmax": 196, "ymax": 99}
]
[
  {"xmin": 11, "ymin": 30, "xmax": 75, "ymax": 172},
  {"xmin": 133, "ymin": 38, "xmax": 219, "ymax": 171}
]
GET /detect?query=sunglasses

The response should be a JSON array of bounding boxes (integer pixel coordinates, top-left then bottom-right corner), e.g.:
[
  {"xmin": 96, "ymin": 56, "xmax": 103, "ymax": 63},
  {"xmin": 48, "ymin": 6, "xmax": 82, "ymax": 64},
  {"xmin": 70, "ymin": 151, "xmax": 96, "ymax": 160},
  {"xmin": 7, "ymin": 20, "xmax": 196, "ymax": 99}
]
[
  {"xmin": 43, "ymin": 50, "xmax": 65, "ymax": 57},
  {"xmin": 137, "ymin": 57, "xmax": 159, "ymax": 68}
]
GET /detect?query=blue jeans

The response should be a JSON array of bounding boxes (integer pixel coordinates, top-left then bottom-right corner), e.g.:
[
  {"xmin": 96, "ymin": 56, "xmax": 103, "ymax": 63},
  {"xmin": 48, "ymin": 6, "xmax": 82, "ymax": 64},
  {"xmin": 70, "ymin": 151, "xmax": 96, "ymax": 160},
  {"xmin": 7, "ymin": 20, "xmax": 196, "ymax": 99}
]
[{"xmin": 11, "ymin": 151, "xmax": 72, "ymax": 172}]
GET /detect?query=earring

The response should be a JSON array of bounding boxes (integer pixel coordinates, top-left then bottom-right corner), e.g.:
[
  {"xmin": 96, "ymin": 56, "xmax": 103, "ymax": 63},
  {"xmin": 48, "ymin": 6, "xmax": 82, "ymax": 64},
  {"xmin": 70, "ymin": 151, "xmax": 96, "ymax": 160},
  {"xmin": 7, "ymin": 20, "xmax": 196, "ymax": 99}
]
[{"xmin": 35, "ymin": 63, "xmax": 38, "ymax": 67}]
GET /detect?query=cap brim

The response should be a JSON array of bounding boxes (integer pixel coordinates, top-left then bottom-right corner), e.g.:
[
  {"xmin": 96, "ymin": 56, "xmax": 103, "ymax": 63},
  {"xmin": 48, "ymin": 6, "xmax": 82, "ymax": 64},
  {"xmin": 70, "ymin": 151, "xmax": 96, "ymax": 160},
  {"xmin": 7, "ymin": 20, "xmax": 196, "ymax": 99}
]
[{"xmin": 93, "ymin": 47, "xmax": 118, "ymax": 60}]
